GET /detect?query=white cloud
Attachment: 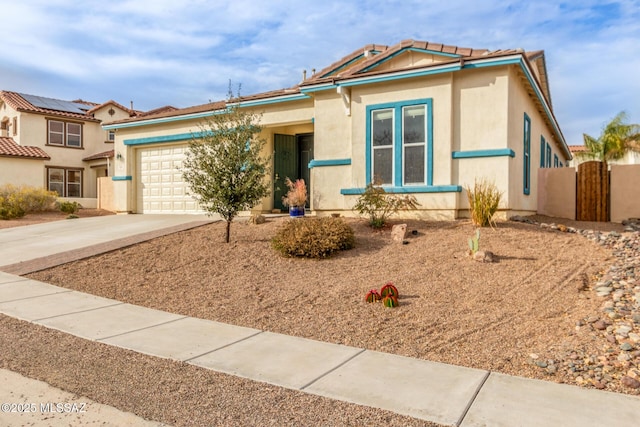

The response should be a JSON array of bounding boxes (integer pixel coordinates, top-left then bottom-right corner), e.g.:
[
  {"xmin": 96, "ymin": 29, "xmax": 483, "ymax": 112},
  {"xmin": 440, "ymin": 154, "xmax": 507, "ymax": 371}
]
[{"xmin": 3, "ymin": 0, "xmax": 639, "ymax": 145}]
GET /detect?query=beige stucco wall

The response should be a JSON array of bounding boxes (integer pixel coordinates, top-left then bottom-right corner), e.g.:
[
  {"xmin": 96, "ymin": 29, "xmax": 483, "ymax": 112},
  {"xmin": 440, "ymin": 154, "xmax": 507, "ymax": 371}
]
[
  {"xmin": 97, "ymin": 176, "xmax": 116, "ymax": 212},
  {"xmin": 0, "ymin": 157, "xmax": 45, "ymax": 188},
  {"xmin": 537, "ymin": 167, "xmax": 576, "ymax": 220},
  {"xmin": 107, "ymin": 61, "xmax": 568, "ymax": 220},
  {"xmin": 610, "ymin": 164, "xmax": 640, "ymax": 222},
  {"xmin": 506, "ymin": 65, "xmax": 568, "ymax": 216}
]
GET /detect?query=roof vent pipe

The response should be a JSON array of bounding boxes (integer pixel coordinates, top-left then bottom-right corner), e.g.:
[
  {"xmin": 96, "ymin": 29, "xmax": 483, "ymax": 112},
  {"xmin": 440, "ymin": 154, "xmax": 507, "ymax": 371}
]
[{"xmin": 302, "ymin": 70, "xmax": 307, "ymax": 80}]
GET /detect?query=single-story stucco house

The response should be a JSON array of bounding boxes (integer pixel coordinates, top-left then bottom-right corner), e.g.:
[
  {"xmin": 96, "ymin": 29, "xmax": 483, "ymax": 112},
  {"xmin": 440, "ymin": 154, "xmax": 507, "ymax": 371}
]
[{"xmin": 103, "ymin": 39, "xmax": 571, "ymax": 219}]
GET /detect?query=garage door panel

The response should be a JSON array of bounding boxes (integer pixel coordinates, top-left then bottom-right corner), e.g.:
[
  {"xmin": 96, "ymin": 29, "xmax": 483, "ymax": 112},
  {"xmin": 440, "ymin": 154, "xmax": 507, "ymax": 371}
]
[{"xmin": 137, "ymin": 145, "xmax": 203, "ymax": 214}]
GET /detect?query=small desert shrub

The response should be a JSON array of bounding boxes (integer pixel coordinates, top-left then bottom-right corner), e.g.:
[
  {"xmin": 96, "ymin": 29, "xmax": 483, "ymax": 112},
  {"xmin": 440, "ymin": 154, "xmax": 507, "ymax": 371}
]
[
  {"xmin": 272, "ymin": 217, "xmax": 355, "ymax": 258},
  {"xmin": 465, "ymin": 179, "xmax": 502, "ymax": 227},
  {"xmin": 353, "ymin": 181, "xmax": 419, "ymax": 229},
  {"xmin": 57, "ymin": 200, "xmax": 81, "ymax": 215},
  {"xmin": 0, "ymin": 184, "xmax": 57, "ymax": 219}
]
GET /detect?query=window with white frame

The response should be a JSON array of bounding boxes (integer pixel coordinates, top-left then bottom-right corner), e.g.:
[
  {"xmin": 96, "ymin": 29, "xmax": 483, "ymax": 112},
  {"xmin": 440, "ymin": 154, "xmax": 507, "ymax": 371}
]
[
  {"xmin": 107, "ymin": 130, "xmax": 115, "ymax": 142},
  {"xmin": 47, "ymin": 167, "xmax": 82, "ymax": 197},
  {"xmin": 371, "ymin": 109, "xmax": 394, "ymax": 185},
  {"xmin": 48, "ymin": 119, "xmax": 83, "ymax": 147},
  {"xmin": 367, "ymin": 98, "xmax": 431, "ymax": 187}
]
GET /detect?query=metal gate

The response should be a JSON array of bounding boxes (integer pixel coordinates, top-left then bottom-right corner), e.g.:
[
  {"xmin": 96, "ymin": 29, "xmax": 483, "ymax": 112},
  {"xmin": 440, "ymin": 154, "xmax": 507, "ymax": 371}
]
[{"xmin": 576, "ymin": 160, "xmax": 609, "ymax": 221}]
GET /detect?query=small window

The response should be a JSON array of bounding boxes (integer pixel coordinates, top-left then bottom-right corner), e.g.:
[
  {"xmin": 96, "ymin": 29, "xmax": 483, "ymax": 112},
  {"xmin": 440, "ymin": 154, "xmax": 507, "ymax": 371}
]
[
  {"xmin": 12, "ymin": 117, "xmax": 17, "ymax": 135},
  {"xmin": 66, "ymin": 123, "xmax": 82, "ymax": 147},
  {"xmin": 546, "ymin": 143, "xmax": 551, "ymax": 168},
  {"xmin": 107, "ymin": 130, "xmax": 115, "ymax": 142},
  {"xmin": 554, "ymin": 154, "xmax": 559, "ymax": 168},
  {"xmin": 540, "ymin": 137, "xmax": 546, "ymax": 168},
  {"xmin": 48, "ymin": 121, "xmax": 64, "ymax": 145},
  {"xmin": 371, "ymin": 109, "xmax": 394, "ymax": 185},
  {"xmin": 523, "ymin": 114, "xmax": 531, "ymax": 195}
]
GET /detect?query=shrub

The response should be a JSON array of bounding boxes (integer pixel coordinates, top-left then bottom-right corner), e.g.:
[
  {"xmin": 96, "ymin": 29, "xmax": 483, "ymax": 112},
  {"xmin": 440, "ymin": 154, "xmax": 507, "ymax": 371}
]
[
  {"xmin": 0, "ymin": 185, "xmax": 57, "ymax": 220},
  {"xmin": 57, "ymin": 200, "xmax": 81, "ymax": 214},
  {"xmin": 353, "ymin": 181, "xmax": 419, "ymax": 229},
  {"xmin": 272, "ymin": 217, "xmax": 355, "ymax": 258},
  {"xmin": 465, "ymin": 178, "xmax": 502, "ymax": 227}
]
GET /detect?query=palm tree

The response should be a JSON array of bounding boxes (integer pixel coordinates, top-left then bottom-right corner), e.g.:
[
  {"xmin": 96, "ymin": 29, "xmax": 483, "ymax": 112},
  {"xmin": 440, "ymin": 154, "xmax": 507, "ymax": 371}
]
[{"xmin": 579, "ymin": 111, "xmax": 640, "ymax": 165}]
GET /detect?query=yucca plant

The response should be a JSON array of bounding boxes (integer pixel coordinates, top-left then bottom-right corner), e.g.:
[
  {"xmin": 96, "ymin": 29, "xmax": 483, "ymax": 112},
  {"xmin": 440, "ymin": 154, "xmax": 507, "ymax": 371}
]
[{"xmin": 465, "ymin": 178, "xmax": 502, "ymax": 227}]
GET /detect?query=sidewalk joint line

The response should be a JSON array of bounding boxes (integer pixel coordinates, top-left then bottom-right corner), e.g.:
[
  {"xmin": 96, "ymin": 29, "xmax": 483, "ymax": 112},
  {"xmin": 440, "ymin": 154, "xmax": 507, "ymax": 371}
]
[
  {"xmin": 184, "ymin": 330, "xmax": 265, "ymax": 362},
  {"xmin": 299, "ymin": 348, "xmax": 367, "ymax": 391},
  {"xmin": 455, "ymin": 370, "xmax": 491, "ymax": 427},
  {"xmin": 0, "ymin": 290, "xmax": 73, "ymax": 304},
  {"xmin": 31, "ymin": 302, "xmax": 124, "ymax": 322},
  {"xmin": 96, "ymin": 315, "xmax": 189, "ymax": 341}
]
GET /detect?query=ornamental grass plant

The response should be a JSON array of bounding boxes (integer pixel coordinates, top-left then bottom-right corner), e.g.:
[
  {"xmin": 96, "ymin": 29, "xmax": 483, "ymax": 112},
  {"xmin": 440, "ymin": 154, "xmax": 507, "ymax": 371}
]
[{"xmin": 465, "ymin": 178, "xmax": 502, "ymax": 227}]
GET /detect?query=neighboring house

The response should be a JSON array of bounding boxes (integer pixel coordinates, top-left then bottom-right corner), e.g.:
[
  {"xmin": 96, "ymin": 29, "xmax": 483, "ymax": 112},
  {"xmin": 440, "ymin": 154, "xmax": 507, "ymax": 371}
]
[
  {"xmin": 0, "ymin": 91, "xmax": 143, "ymax": 206},
  {"xmin": 568, "ymin": 145, "xmax": 640, "ymax": 167},
  {"xmin": 104, "ymin": 39, "xmax": 571, "ymax": 219}
]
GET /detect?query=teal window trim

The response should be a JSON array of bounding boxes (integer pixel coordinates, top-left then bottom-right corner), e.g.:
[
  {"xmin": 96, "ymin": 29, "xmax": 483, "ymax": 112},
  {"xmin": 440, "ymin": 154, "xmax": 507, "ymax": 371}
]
[
  {"xmin": 554, "ymin": 154, "xmax": 559, "ymax": 168},
  {"xmin": 540, "ymin": 136, "xmax": 546, "ymax": 168},
  {"xmin": 112, "ymin": 175, "xmax": 132, "ymax": 181},
  {"xmin": 366, "ymin": 98, "xmax": 433, "ymax": 187},
  {"xmin": 341, "ymin": 185, "xmax": 461, "ymax": 195},
  {"xmin": 523, "ymin": 113, "xmax": 531, "ymax": 195},
  {"xmin": 451, "ymin": 149, "xmax": 515, "ymax": 159},
  {"xmin": 545, "ymin": 143, "xmax": 551, "ymax": 168},
  {"xmin": 308, "ymin": 158, "xmax": 351, "ymax": 168}
]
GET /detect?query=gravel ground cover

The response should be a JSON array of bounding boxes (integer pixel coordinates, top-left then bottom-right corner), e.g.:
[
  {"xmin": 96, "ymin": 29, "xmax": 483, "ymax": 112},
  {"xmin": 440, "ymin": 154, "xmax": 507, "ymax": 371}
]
[
  {"xmin": 2, "ymin": 211, "xmax": 639, "ymax": 426},
  {"xmin": 24, "ymin": 215, "xmax": 638, "ymax": 395}
]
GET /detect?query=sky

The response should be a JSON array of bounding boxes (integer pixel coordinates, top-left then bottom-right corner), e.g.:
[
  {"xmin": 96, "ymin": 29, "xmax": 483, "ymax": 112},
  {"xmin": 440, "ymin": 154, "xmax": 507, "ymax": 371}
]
[{"xmin": 2, "ymin": 0, "xmax": 639, "ymax": 146}]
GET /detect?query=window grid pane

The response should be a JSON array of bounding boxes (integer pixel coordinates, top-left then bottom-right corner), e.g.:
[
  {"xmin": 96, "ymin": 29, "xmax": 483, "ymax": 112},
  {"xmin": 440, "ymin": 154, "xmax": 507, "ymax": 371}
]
[
  {"xmin": 67, "ymin": 123, "xmax": 82, "ymax": 147},
  {"xmin": 372, "ymin": 109, "xmax": 393, "ymax": 184},
  {"xmin": 48, "ymin": 121, "xmax": 64, "ymax": 145}
]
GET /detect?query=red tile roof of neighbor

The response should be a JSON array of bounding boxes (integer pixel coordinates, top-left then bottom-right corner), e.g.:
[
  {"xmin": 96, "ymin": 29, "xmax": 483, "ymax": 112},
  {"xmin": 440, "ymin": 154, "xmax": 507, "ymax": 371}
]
[
  {"xmin": 82, "ymin": 149, "xmax": 114, "ymax": 161},
  {"xmin": 105, "ymin": 39, "xmax": 549, "ymax": 127},
  {"xmin": 0, "ymin": 137, "xmax": 50, "ymax": 160},
  {"xmin": 569, "ymin": 145, "xmax": 588, "ymax": 153}
]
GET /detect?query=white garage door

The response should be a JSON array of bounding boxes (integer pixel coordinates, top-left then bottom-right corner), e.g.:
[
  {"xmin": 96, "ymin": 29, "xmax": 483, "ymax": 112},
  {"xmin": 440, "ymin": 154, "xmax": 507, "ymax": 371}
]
[{"xmin": 137, "ymin": 145, "xmax": 202, "ymax": 213}]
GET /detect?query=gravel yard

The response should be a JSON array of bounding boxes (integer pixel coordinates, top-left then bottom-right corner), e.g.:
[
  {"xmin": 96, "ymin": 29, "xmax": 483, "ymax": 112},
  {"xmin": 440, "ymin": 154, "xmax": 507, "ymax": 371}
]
[{"xmin": 2, "ymin": 211, "xmax": 639, "ymax": 426}]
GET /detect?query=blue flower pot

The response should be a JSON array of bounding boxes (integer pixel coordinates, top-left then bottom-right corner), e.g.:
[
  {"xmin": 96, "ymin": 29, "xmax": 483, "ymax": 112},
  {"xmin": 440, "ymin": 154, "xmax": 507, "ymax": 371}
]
[{"xmin": 289, "ymin": 206, "xmax": 305, "ymax": 217}]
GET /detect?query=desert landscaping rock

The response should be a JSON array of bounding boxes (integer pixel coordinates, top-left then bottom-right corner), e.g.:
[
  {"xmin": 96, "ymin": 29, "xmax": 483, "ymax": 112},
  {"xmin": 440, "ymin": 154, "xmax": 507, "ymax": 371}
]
[{"xmin": 391, "ymin": 223, "xmax": 407, "ymax": 243}]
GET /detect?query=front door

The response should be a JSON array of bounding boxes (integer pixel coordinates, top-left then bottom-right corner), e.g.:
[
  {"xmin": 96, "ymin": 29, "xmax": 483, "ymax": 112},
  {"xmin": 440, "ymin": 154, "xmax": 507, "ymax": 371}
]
[{"xmin": 273, "ymin": 133, "xmax": 314, "ymax": 211}]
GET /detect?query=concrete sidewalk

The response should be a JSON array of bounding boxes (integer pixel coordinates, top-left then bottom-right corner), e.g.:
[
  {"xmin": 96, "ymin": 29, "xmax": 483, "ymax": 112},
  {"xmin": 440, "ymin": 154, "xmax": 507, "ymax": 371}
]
[
  {"xmin": 1, "ymin": 271, "xmax": 639, "ymax": 426},
  {"xmin": 1, "ymin": 216, "xmax": 639, "ymax": 426}
]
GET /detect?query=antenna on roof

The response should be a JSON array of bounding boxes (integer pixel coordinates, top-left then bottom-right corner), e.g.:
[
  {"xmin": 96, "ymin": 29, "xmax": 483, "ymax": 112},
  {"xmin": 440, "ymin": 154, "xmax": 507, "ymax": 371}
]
[{"xmin": 130, "ymin": 101, "xmax": 134, "ymax": 110}]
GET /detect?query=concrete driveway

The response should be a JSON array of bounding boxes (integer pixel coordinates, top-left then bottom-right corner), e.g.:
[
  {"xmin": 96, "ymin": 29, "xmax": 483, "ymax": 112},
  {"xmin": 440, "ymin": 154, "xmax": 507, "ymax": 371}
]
[{"xmin": 0, "ymin": 214, "xmax": 217, "ymax": 270}]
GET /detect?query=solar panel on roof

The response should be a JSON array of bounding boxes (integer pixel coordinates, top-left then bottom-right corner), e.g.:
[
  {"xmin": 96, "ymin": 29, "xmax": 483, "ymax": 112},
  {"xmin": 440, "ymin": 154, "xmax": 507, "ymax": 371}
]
[{"xmin": 19, "ymin": 93, "xmax": 90, "ymax": 114}]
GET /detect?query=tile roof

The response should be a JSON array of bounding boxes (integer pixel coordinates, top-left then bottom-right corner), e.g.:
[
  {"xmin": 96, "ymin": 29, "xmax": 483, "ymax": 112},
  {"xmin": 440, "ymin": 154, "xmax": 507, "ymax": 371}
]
[
  {"xmin": 569, "ymin": 145, "xmax": 588, "ymax": 153},
  {"xmin": 82, "ymin": 149, "xmax": 114, "ymax": 161},
  {"xmin": 0, "ymin": 91, "xmax": 101, "ymax": 122},
  {"xmin": 106, "ymin": 39, "xmax": 551, "ymax": 128},
  {"xmin": 86, "ymin": 100, "xmax": 135, "ymax": 116},
  {"xmin": 0, "ymin": 137, "xmax": 50, "ymax": 160}
]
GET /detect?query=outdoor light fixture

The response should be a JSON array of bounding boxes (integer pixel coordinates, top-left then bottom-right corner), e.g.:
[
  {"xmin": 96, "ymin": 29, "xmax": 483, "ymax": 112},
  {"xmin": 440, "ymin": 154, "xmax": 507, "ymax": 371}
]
[{"xmin": 116, "ymin": 152, "xmax": 123, "ymax": 160}]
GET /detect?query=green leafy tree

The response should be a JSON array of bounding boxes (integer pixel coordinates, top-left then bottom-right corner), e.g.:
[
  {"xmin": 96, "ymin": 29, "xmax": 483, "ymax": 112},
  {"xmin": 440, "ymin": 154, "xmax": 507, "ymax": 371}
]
[
  {"xmin": 579, "ymin": 111, "xmax": 640, "ymax": 166},
  {"xmin": 182, "ymin": 91, "xmax": 270, "ymax": 243}
]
